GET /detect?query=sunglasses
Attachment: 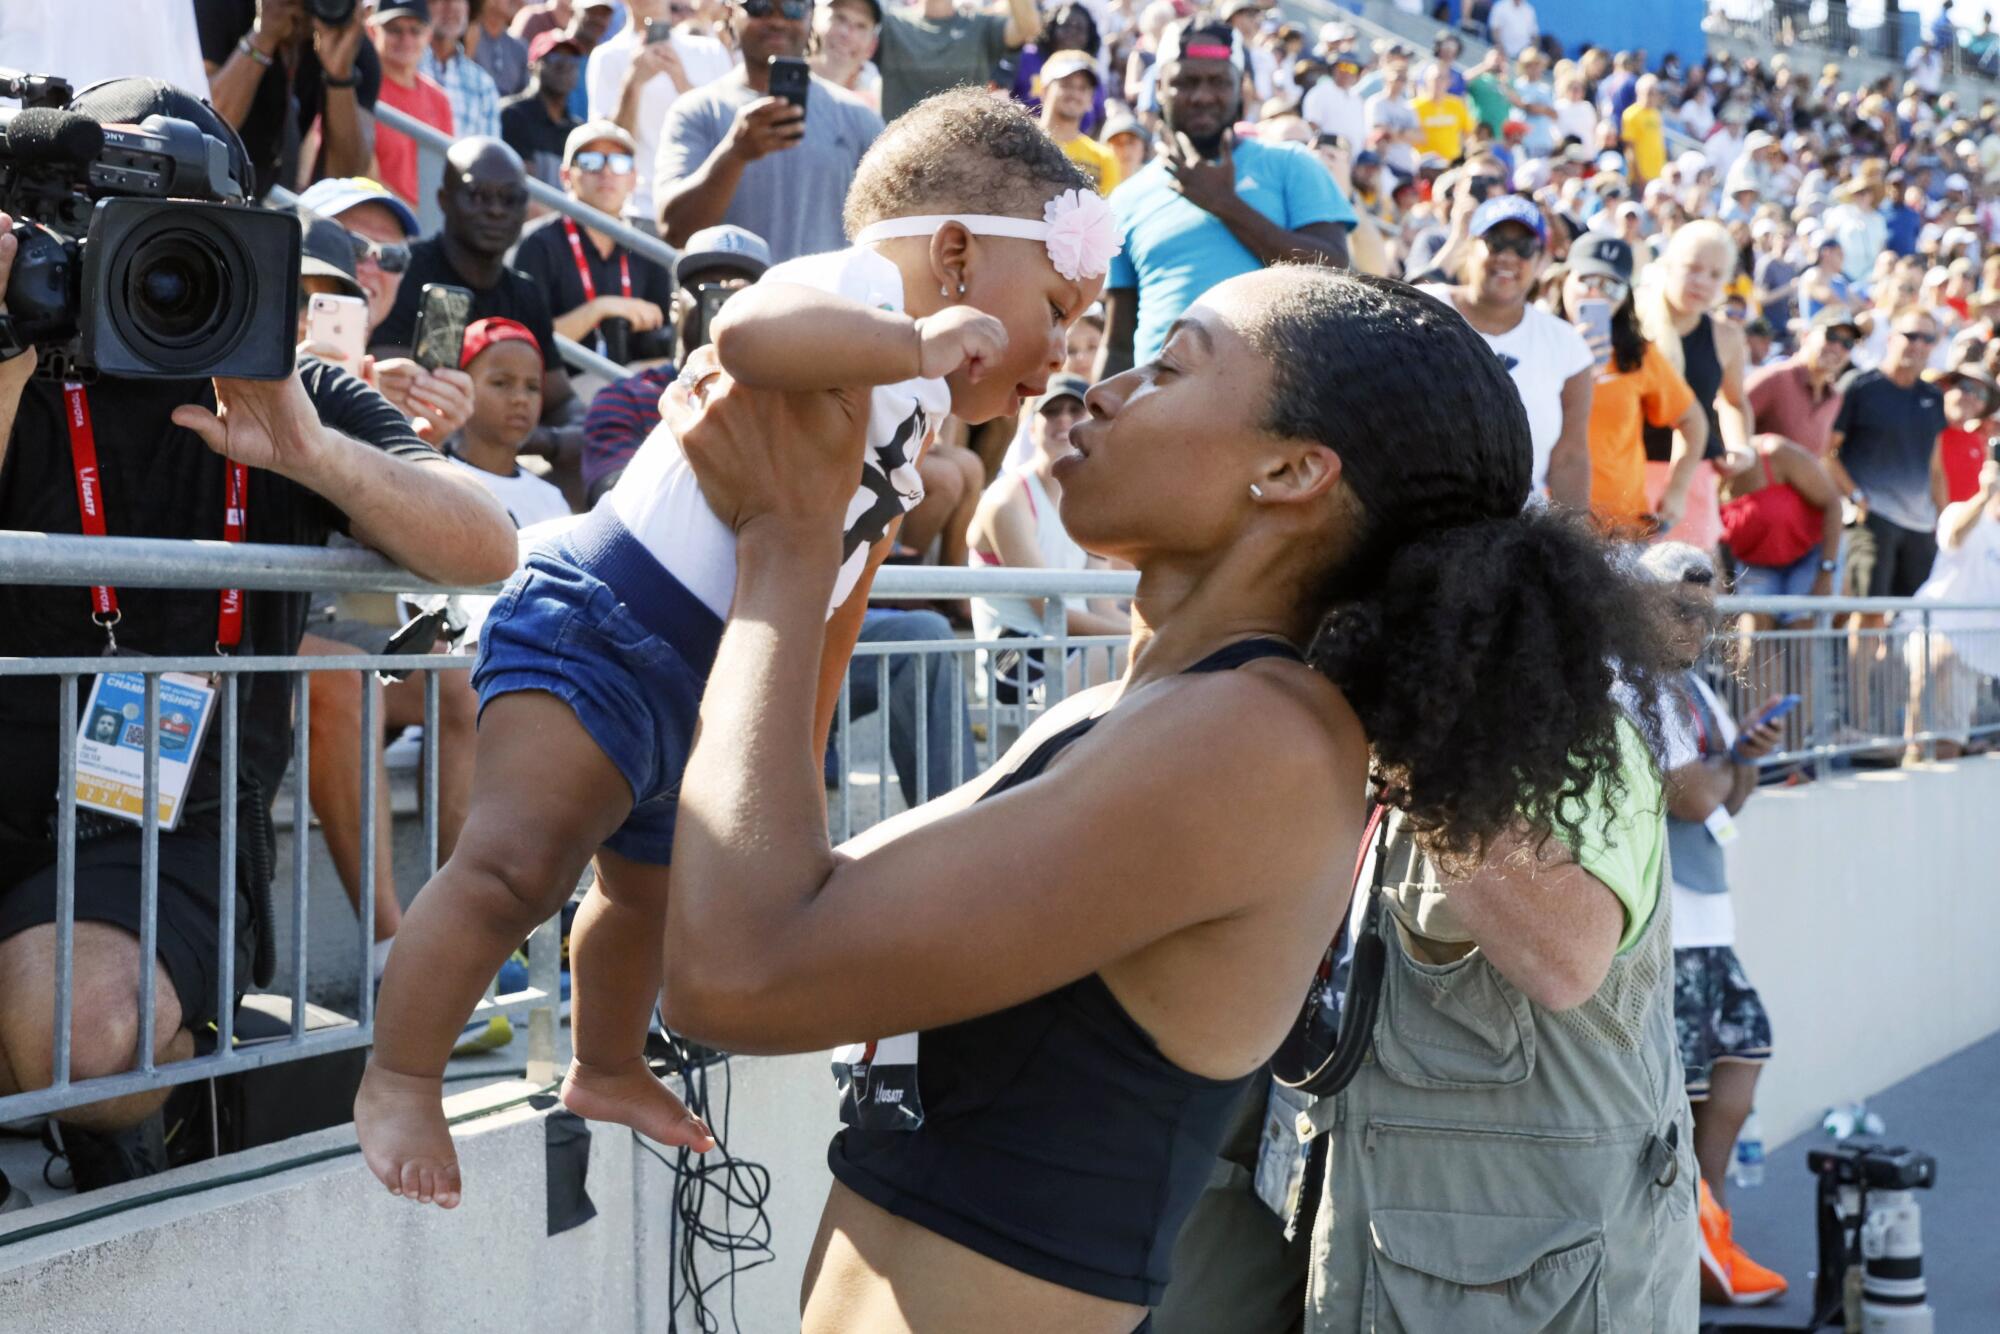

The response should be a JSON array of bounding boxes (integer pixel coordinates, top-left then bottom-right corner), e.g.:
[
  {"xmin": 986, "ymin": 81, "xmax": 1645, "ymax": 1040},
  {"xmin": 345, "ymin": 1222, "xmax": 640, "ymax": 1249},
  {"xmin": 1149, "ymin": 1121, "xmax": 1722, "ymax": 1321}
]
[
  {"xmin": 1480, "ymin": 232, "xmax": 1543, "ymax": 259},
  {"xmin": 1824, "ymin": 330, "xmax": 1856, "ymax": 350},
  {"xmin": 1895, "ymin": 328, "xmax": 1939, "ymax": 344},
  {"xmin": 1039, "ymin": 397, "xmax": 1087, "ymax": 420},
  {"xmin": 1576, "ymin": 272, "xmax": 1628, "ymax": 302},
  {"xmin": 572, "ymin": 150, "xmax": 634, "ymax": 174},
  {"xmin": 741, "ymin": 0, "xmax": 810, "ymax": 17},
  {"xmin": 347, "ymin": 232, "xmax": 410, "ymax": 273}
]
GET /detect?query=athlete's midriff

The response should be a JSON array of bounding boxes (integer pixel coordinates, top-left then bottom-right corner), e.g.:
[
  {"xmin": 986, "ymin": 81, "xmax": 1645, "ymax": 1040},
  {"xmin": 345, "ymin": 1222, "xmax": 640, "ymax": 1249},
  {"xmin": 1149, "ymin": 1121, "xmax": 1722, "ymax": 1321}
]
[{"xmin": 802, "ymin": 1180, "xmax": 1146, "ymax": 1334}]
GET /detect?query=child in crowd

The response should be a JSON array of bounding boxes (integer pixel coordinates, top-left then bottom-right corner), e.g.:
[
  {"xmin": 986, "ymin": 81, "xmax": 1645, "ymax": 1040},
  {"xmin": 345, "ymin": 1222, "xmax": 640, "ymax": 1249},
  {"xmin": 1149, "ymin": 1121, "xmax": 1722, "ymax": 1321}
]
[
  {"xmin": 355, "ymin": 90, "xmax": 1115, "ymax": 1207},
  {"xmin": 447, "ymin": 319, "xmax": 574, "ymax": 529}
]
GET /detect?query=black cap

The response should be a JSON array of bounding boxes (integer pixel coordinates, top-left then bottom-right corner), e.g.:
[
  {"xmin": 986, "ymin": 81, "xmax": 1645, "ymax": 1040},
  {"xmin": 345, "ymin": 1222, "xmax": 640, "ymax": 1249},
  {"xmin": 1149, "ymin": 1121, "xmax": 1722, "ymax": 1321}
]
[
  {"xmin": 295, "ymin": 206, "xmax": 365, "ymax": 298},
  {"xmin": 1568, "ymin": 233, "xmax": 1634, "ymax": 285},
  {"xmin": 373, "ymin": 0, "xmax": 432, "ymax": 22}
]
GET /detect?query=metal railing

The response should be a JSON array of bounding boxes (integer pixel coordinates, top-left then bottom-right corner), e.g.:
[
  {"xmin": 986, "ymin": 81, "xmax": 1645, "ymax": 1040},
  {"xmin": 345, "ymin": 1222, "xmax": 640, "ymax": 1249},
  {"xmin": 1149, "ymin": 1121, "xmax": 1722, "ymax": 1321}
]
[
  {"xmin": 2, "ymin": 533, "xmax": 1997, "ymax": 1128},
  {"xmin": 372, "ymin": 101, "xmax": 679, "ymax": 272}
]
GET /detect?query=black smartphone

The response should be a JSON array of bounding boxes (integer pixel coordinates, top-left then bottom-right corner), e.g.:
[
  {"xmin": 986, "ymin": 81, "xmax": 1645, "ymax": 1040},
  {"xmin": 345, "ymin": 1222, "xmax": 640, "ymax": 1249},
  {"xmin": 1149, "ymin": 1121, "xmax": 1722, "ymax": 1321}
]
[
  {"xmin": 693, "ymin": 282, "xmax": 738, "ymax": 350},
  {"xmin": 411, "ymin": 283, "xmax": 473, "ymax": 372},
  {"xmin": 1467, "ymin": 174, "xmax": 1504, "ymax": 202},
  {"xmin": 767, "ymin": 55, "xmax": 810, "ymax": 119},
  {"xmin": 645, "ymin": 17, "xmax": 675, "ymax": 44}
]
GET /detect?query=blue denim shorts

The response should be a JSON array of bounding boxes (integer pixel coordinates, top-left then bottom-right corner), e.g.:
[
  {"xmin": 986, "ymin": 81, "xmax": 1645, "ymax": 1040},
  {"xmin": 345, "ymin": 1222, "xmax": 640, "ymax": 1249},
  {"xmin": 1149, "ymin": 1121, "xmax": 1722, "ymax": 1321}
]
[{"xmin": 471, "ymin": 504, "xmax": 722, "ymax": 865}]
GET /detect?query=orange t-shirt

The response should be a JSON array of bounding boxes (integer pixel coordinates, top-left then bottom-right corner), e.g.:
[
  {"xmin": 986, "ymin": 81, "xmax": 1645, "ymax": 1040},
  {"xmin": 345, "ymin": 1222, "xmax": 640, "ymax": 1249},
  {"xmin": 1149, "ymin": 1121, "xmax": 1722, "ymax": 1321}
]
[{"xmin": 1589, "ymin": 342, "xmax": 1695, "ymax": 533}]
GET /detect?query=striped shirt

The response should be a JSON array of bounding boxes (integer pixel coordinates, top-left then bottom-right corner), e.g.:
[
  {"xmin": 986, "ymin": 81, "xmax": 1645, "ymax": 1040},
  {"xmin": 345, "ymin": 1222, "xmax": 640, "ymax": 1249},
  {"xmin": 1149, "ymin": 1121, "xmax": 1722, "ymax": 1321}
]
[
  {"xmin": 421, "ymin": 42, "xmax": 500, "ymax": 141},
  {"xmin": 583, "ymin": 364, "xmax": 678, "ymax": 493}
]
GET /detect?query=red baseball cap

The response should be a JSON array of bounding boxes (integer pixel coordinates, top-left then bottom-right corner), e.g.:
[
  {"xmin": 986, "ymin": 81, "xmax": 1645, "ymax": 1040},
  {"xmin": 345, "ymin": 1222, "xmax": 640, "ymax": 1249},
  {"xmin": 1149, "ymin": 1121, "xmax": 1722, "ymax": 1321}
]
[{"xmin": 461, "ymin": 317, "xmax": 542, "ymax": 369}]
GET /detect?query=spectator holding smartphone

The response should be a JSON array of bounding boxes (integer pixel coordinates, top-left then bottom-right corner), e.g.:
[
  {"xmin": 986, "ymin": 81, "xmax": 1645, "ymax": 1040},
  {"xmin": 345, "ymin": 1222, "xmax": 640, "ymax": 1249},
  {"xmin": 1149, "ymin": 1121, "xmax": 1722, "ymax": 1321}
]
[
  {"xmin": 1639, "ymin": 543, "xmax": 1790, "ymax": 1310},
  {"xmin": 1558, "ymin": 235, "xmax": 1709, "ymax": 536},
  {"xmin": 586, "ymin": 0, "xmax": 736, "ymax": 230},
  {"xmin": 656, "ymin": 0, "xmax": 884, "ymax": 263}
]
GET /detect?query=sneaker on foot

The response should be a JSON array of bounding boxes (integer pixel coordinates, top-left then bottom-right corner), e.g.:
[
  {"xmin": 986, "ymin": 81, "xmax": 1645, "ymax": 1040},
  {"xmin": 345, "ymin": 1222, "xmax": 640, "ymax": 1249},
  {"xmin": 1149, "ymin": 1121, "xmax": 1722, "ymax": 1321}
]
[
  {"xmin": 58, "ymin": 1112, "xmax": 168, "ymax": 1193},
  {"xmin": 451, "ymin": 1013, "xmax": 514, "ymax": 1056},
  {"xmin": 495, "ymin": 950, "xmax": 571, "ymax": 1016},
  {"xmin": 1698, "ymin": 1177, "xmax": 1787, "ymax": 1306}
]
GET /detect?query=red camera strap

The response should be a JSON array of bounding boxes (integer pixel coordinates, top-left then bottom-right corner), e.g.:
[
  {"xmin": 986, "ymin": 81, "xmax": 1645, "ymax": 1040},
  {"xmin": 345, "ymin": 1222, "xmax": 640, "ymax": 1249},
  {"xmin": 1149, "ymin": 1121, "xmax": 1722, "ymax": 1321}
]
[
  {"xmin": 564, "ymin": 217, "xmax": 630, "ymax": 304},
  {"xmin": 63, "ymin": 381, "xmax": 249, "ymax": 650}
]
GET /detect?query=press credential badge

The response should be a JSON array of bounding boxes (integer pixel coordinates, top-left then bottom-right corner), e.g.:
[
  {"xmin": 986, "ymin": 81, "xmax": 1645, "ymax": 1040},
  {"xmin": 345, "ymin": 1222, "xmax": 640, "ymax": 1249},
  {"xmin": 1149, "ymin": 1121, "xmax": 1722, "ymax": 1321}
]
[{"xmin": 73, "ymin": 671, "xmax": 217, "ymax": 830}]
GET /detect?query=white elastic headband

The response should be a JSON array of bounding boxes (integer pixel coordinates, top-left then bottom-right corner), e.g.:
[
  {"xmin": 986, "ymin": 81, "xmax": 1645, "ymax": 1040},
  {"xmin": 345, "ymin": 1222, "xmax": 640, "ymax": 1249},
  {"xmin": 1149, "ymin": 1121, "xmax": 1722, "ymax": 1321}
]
[{"xmin": 852, "ymin": 189, "xmax": 1121, "ymax": 283}]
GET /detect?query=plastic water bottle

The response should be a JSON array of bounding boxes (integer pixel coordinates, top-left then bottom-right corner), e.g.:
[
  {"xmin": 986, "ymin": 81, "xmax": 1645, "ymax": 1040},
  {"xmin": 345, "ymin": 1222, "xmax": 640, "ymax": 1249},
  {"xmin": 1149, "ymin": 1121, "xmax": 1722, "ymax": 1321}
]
[{"xmin": 1733, "ymin": 1112, "xmax": 1767, "ymax": 1189}]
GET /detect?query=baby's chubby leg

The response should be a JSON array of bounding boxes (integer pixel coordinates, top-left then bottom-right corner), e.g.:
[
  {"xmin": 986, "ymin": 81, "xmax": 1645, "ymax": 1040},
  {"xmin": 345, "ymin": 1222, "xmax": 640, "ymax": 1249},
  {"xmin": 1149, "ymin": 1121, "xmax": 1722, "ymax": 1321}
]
[
  {"xmin": 355, "ymin": 691, "xmax": 632, "ymax": 1208},
  {"xmin": 558, "ymin": 848, "xmax": 714, "ymax": 1152}
]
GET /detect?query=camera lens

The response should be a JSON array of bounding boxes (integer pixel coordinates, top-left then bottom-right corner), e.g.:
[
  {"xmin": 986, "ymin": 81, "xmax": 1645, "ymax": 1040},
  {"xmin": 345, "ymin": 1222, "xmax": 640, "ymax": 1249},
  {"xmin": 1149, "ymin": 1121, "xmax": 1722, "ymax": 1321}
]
[{"xmin": 125, "ymin": 231, "xmax": 232, "ymax": 348}]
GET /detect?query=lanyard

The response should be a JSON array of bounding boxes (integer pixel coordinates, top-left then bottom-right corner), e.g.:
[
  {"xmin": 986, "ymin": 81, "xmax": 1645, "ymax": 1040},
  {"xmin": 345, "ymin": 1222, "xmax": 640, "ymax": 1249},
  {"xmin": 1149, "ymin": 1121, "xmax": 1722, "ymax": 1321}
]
[
  {"xmin": 1681, "ymin": 679, "xmax": 1716, "ymax": 758},
  {"xmin": 63, "ymin": 382, "xmax": 249, "ymax": 653},
  {"xmin": 563, "ymin": 217, "xmax": 630, "ymax": 303}
]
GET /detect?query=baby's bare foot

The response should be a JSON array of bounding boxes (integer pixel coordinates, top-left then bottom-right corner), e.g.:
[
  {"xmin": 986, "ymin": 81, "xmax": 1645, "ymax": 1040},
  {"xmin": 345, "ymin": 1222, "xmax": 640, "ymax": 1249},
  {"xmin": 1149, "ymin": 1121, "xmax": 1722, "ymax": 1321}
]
[
  {"xmin": 354, "ymin": 1062, "xmax": 463, "ymax": 1208},
  {"xmin": 560, "ymin": 1056, "xmax": 715, "ymax": 1151}
]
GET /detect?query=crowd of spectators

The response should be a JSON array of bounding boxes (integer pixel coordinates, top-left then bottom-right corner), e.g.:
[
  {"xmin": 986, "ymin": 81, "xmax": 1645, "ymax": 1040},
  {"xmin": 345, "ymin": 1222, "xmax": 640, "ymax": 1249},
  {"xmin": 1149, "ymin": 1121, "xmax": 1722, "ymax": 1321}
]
[{"xmin": 6, "ymin": 0, "xmax": 2000, "ymax": 1266}]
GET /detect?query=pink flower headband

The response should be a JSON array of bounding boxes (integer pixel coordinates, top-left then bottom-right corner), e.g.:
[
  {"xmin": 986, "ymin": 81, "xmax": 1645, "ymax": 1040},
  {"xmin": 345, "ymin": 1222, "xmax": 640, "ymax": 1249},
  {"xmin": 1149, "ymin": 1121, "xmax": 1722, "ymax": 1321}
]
[{"xmin": 853, "ymin": 189, "xmax": 1122, "ymax": 283}]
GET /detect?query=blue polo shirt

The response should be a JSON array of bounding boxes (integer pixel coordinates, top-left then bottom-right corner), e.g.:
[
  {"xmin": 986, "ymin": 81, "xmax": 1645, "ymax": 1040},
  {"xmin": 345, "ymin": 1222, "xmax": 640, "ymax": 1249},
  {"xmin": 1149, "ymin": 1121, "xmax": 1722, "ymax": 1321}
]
[{"xmin": 1108, "ymin": 138, "xmax": 1356, "ymax": 365}]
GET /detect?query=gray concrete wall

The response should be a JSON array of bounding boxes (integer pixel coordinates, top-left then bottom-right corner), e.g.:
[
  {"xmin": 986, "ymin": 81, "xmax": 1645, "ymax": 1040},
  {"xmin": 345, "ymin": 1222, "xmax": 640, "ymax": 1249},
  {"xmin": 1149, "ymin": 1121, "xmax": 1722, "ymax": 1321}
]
[
  {"xmin": 4, "ymin": 761, "xmax": 1993, "ymax": 1328},
  {"xmin": 1729, "ymin": 754, "xmax": 2000, "ymax": 1143}
]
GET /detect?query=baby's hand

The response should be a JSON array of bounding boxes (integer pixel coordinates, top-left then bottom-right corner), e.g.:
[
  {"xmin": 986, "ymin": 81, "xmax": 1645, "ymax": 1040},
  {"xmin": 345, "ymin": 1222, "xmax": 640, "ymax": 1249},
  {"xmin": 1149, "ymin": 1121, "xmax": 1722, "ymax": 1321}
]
[{"xmin": 914, "ymin": 307, "xmax": 1009, "ymax": 382}]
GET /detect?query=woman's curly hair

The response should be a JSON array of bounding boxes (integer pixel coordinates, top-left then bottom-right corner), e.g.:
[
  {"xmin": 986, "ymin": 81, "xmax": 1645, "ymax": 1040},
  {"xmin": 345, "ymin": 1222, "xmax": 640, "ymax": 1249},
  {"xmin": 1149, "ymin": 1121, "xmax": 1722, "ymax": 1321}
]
[{"xmin": 1246, "ymin": 271, "xmax": 1675, "ymax": 865}]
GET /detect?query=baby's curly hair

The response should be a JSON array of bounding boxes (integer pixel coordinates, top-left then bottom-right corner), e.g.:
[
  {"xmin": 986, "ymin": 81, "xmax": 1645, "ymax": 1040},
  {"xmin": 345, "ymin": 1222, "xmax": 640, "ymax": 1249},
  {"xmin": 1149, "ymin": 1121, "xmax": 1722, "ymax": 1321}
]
[{"xmin": 844, "ymin": 89, "xmax": 1094, "ymax": 239}]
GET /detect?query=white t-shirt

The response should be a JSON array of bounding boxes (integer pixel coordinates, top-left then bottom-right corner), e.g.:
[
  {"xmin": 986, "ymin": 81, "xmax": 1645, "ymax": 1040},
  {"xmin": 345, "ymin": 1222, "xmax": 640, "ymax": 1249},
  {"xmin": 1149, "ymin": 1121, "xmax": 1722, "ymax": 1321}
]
[
  {"xmin": 584, "ymin": 23, "xmax": 736, "ymax": 224},
  {"xmin": 1302, "ymin": 80, "xmax": 1368, "ymax": 152},
  {"xmin": 1488, "ymin": 0, "xmax": 1540, "ymax": 58},
  {"xmin": 0, "ymin": 0, "xmax": 207, "ymax": 109},
  {"xmin": 1418, "ymin": 285, "xmax": 1594, "ymax": 494},
  {"xmin": 609, "ymin": 245, "xmax": 951, "ymax": 620},
  {"xmin": 1554, "ymin": 96, "xmax": 1598, "ymax": 147},
  {"xmin": 1907, "ymin": 506, "xmax": 2000, "ymax": 679},
  {"xmin": 451, "ymin": 456, "xmax": 573, "ymax": 529},
  {"xmin": 1659, "ymin": 673, "xmax": 1739, "ymax": 949}
]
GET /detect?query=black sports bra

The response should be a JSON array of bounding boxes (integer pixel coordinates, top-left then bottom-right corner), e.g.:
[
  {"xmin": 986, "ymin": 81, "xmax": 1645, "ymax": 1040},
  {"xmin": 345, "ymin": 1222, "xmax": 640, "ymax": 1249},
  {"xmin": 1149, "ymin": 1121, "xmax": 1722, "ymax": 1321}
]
[{"xmin": 827, "ymin": 636, "xmax": 1306, "ymax": 1307}]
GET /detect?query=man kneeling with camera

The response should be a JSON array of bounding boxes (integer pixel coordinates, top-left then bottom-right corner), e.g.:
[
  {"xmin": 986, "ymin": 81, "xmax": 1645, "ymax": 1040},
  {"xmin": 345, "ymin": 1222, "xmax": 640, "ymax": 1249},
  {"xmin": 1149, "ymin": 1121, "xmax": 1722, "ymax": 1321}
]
[{"xmin": 0, "ymin": 78, "xmax": 515, "ymax": 1196}]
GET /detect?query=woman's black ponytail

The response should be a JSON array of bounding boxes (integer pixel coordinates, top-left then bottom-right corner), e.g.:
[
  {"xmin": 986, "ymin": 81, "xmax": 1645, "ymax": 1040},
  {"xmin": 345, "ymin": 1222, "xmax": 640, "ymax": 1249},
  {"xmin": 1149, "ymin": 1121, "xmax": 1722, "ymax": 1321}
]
[{"xmin": 1249, "ymin": 270, "xmax": 1675, "ymax": 864}]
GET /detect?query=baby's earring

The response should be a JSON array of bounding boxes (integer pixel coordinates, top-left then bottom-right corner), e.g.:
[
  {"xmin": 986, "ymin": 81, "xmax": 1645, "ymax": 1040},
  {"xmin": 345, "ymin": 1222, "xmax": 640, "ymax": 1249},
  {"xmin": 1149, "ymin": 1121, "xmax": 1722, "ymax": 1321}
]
[
  {"xmin": 1250, "ymin": 483, "xmax": 1266, "ymax": 499},
  {"xmin": 941, "ymin": 280, "xmax": 966, "ymax": 298}
]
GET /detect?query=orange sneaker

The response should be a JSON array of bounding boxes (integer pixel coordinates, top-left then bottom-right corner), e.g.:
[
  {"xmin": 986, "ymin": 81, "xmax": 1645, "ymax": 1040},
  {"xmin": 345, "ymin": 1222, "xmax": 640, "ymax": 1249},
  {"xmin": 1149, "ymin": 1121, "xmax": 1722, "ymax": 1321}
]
[{"xmin": 1698, "ymin": 1177, "xmax": 1789, "ymax": 1306}]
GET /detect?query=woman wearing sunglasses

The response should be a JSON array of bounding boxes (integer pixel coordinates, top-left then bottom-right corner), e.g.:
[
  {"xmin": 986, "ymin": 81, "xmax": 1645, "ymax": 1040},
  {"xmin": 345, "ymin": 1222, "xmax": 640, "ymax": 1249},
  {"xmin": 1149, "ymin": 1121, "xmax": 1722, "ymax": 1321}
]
[
  {"xmin": 1418, "ymin": 190, "xmax": 1597, "ymax": 510},
  {"xmin": 1557, "ymin": 233, "xmax": 1712, "ymax": 536}
]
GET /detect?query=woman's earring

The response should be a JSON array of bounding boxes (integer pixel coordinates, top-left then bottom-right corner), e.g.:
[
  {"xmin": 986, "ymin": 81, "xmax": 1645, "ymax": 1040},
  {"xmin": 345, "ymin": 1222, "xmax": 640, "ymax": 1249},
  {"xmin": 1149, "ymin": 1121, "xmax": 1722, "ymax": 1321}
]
[
  {"xmin": 1250, "ymin": 484, "xmax": 1266, "ymax": 499},
  {"xmin": 941, "ymin": 284, "xmax": 951, "ymax": 298}
]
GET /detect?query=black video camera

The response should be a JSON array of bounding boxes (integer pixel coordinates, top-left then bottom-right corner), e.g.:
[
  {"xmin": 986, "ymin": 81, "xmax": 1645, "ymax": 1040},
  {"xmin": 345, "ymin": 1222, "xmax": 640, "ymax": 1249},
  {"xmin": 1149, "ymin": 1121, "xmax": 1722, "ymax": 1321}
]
[
  {"xmin": 0, "ymin": 71, "xmax": 300, "ymax": 381},
  {"xmin": 1807, "ymin": 1142, "xmax": 1937, "ymax": 1192}
]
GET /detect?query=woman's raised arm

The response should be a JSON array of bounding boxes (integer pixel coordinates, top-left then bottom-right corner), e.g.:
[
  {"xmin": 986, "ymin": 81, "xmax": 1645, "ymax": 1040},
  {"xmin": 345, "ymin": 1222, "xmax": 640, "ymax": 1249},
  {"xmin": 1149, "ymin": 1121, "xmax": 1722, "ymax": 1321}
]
[{"xmin": 659, "ymin": 373, "xmax": 1360, "ymax": 1056}]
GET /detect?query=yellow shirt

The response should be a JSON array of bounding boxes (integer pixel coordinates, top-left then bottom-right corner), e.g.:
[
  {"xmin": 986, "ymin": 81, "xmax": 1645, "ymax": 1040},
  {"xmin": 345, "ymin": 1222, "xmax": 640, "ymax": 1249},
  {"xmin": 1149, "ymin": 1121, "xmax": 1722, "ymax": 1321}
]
[
  {"xmin": 1408, "ymin": 94, "xmax": 1475, "ymax": 162},
  {"xmin": 1621, "ymin": 104, "xmax": 1666, "ymax": 182},
  {"xmin": 1060, "ymin": 133, "xmax": 1122, "ymax": 195}
]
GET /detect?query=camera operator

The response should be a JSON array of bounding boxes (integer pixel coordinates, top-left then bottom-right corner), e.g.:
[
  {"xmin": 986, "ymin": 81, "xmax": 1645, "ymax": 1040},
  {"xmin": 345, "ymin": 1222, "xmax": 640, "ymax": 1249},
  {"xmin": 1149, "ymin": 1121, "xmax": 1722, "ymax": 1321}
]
[
  {"xmin": 370, "ymin": 136, "xmax": 584, "ymax": 471},
  {"xmin": 0, "ymin": 82, "xmax": 515, "ymax": 1190},
  {"xmin": 197, "ymin": 0, "xmax": 381, "ymax": 198}
]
